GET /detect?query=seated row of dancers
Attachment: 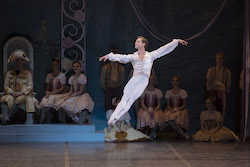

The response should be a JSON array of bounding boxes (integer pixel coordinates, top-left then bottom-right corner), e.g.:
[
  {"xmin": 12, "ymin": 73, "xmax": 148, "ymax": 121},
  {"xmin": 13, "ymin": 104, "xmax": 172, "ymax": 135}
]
[
  {"xmin": 105, "ymin": 72, "xmax": 239, "ymax": 142},
  {"xmin": 39, "ymin": 58, "xmax": 94, "ymax": 124},
  {"xmin": 0, "ymin": 46, "xmax": 240, "ymax": 142},
  {"xmin": 137, "ymin": 74, "xmax": 189, "ymax": 139},
  {"xmin": 105, "ymin": 73, "xmax": 189, "ymax": 141},
  {"xmin": 99, "ymin": 35, "xmax": 238, "ymax": 142},
  {"xmin": 0, "ymin": 50, "xmax": 94, "ymax": 125}
]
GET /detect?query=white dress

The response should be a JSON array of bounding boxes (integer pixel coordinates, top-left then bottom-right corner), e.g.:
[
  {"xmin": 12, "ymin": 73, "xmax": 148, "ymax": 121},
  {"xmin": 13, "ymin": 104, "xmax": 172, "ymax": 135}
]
[
  {"xmin": 60, "ymin": 74, "xmax": 95, "ymax": 113},
  {"xmin": 164, "ymin": 89, "xmax": 189, "ymax": 130},
  {"xmin": 137, "ymin": 88, "xmax": 164, "ymax": 129},
  {"xmin": 40, "ymin": 73, "xmax": 66, "ymax": 108}
]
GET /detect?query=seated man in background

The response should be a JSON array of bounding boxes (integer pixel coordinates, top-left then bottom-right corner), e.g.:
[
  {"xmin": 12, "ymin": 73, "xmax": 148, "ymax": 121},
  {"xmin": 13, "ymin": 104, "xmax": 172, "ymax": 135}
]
[
  {"xmin": 206, "ymin": 52, "xmax": 231, "ymax": 117},
  {"xmin": 100, "ymin": 49, "xmax": 125, "ymax": 111},
  {"xmin": 1, "ymin": 50, "xmax": 39, "ymax": 125}
]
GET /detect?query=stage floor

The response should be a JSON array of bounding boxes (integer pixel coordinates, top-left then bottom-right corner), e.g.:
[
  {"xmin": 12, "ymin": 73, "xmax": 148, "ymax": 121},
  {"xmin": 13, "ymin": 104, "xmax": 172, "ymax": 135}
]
[{"xmin": 0, "ymin": 141, "xmax": 249, "ymax": 167}]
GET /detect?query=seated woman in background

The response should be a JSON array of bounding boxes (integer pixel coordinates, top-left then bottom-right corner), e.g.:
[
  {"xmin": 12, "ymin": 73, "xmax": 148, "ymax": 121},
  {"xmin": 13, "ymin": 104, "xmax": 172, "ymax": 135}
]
[
  {"xmin": 193, "ymin": 97, "xmax": 239, "ymax": 142},
  {"xmin": 137, "ymin": 74, "xmax": 164, "ymax": 138},
  {"xmin": 104, "ymin": 97, "xmax": 149, "ymax": 142},
  {"xmin": 39, "ymin": 58, "xmax": 66, "ymax": 123},
  {"xmin": 164, "ymin": 75, "xmax": 189, "ymax": 139},
  {"xmin": 56, "ymin": 60, "xmax": 94, "ymax": 124}
]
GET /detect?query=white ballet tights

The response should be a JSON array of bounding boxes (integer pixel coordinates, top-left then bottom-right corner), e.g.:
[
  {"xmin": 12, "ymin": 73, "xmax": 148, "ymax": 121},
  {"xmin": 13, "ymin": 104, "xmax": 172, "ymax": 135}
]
[{"xmin": 108, "ymin": 74, "xmax": 149, "ymax": 125}]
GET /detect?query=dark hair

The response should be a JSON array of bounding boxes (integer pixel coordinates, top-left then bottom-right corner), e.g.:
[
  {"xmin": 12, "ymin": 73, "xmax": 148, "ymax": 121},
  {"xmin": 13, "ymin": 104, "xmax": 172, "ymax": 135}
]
[
  {"xmin": 111, "ymin": 97, "xmax": 121, "ymax": 109},
  {"xmin": 137, "ymin": 36, "xmax": 149, "ymax": 49},
  {"xmin": 216, "ymin": 52, "xmax": 224, "ymax": 59},
  {"xmin": 173, "ymin": 75, "xmax": 181, "ymax": 82},
  {"xmin": 149, "ymin": 74, "xmax": 157, "ymax": 87},
  {"xmin": 73, "ymin": 60, "xmax": 82, "ymax": 67},
  {"xmin": 52, "ymin": 57, "xmax": 59, "ymax": 64},
  {"xmin": 111, "ymin": 49, "xmax": 119, "ymax": 54},
  {"xmin": 206, "ymin": 97, "xmax": 216, "ymax": 106}
]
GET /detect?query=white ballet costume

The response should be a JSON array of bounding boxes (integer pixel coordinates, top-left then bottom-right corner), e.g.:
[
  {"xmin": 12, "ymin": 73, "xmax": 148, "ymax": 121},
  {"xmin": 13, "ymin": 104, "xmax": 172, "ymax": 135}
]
[{"xmin": 108, "ymin": 39, "xmax": 179, "ymax": 125}]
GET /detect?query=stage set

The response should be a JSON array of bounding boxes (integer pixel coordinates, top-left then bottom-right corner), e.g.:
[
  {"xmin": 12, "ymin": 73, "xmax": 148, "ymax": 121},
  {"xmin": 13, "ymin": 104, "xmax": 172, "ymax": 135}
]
[{"xmin": 0, "ymin": 0, "xmax": 250, "ymax": 166}]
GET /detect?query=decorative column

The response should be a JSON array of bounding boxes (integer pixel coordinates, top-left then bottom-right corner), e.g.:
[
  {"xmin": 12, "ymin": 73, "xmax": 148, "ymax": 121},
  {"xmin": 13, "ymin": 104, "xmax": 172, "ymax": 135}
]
[{"xmin": 61, "ymin": 0, "xmax": 86, "ymax": 74}]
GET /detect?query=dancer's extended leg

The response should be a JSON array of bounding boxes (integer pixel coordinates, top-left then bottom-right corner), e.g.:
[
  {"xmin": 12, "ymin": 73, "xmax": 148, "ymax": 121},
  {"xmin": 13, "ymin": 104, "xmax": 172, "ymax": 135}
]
[
  {"xmin": 108, "ymin": 75, "xmax": 149, "ymax": 125},
  {"xmin": 107, "ymin": 80, "xmax": 135, "ymax": 125}
]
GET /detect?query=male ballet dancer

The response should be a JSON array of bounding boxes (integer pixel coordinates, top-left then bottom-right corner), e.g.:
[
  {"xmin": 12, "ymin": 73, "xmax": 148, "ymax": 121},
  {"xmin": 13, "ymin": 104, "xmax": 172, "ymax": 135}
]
[{"xmin": 99, "ymin": 36, "xmax": 188, "ymax": 125}]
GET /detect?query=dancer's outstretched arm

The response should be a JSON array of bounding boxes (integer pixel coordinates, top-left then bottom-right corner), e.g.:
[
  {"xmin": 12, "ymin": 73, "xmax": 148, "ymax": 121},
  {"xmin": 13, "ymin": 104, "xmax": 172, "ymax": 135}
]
[
  {"xmin": 150, "ymin": 39, "xmax": 188, "ymax": 61},
  {"xmin": 99, "ymin": 52, "xmax": 135, "ymax": 64}
]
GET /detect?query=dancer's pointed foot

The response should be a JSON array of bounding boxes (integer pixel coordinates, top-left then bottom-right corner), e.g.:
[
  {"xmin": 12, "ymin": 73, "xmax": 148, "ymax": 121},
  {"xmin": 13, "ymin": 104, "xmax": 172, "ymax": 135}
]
[{"xmin": 108, "ymin": 115, "xmax": 119, "ymax": 125}]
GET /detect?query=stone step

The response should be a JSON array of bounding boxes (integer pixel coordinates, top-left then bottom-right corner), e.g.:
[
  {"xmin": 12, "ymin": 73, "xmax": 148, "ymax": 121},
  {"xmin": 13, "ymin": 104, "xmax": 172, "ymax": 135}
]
[
  {"xmin": 0, "ymin": 124, "xmax": 96, "ymax": 133},
  {"xmin": 0, "ymin": 132, "xmax": 104, "ymax": 143}
]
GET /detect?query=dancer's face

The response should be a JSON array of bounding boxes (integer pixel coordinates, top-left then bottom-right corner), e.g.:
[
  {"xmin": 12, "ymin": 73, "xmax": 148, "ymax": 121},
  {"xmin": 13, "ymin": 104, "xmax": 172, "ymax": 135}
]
[
  {"xmin": 15, "ymin": 58, "xmax": 25, "ymax": 70},
  {"xmin": 73, "ymin": 62, "xmax": 81, "ymax": 74},
  {"xmin": 216, "ymin": 55, "xmax": 223, "ymax": 66},
  {"xmin": 51, "ymin": 61, "xmax": 59, "ymax": 72},
  {"xmin": 149, "ymin": 77, "xmax": 155, "ymax": 87},
  {"xmin": 135, "ymin": 38, "xmax": 145, "ymax": 50},
  {"xmin": 172, "ymin": 77, "xmax": 180, "ymax": 87},
  {"xmin": 206, "ymin": 99, "xmax": 214, "ymax": 110}
]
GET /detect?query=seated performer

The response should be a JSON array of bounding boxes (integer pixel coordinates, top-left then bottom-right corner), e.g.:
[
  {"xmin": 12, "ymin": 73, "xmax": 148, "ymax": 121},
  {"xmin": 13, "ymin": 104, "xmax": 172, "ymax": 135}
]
[
  {"xmin": 104, "ymin": 97, "xmax": 149, "ymax": 142},
  {"xmin": 206, "ymin": 52, "xmax": 231, "ymax": 117},
  {"xmin": 57, "ymin": 60, "xmax": 95, "ymax": 124},
  {"xmin": 100, "ymin": 49, "xmax": 125, "ymax": 110},
  {"xmin": 164, "ymin": 75, "xmax": 189, "ymax": 139},
  {"xmin": 99, "ymin": 36, "xmax": 188, "ymax": 125},
  {"xmin": 0, "ymin": 49, "xmax": 39, "ymax": 124},
  {"xmin": 137, "ymin": 73, "xmax": 164, "ymax": 138},
  {"xmin": 39, "ymin": 58, "xmax": 66, "ymax": 123},
  {"xmin": 193, "ymin": 97, "xmax": 239, "ymax": 142}
]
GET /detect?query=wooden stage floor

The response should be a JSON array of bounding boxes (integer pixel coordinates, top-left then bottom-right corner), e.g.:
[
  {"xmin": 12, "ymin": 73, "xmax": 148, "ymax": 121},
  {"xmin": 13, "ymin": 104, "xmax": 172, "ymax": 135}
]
[{"xmin": 0, "ymin": 141, "xmax": 249, "ymax": 167}]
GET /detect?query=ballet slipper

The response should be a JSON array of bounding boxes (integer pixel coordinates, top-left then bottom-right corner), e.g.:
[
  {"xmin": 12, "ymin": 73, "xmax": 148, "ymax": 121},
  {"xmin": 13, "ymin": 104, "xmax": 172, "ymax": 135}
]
[
  {"xmin": 108, "ymin": 117, "xmax": 118, "ymax": 125},
  {"xmin": 108, "ymin": 114, "xmax": 119, "ymax": 125}
]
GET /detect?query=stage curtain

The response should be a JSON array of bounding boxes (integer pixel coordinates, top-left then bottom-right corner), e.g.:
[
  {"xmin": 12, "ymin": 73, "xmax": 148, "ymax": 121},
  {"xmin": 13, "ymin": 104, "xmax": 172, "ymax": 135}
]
[{"xmin": 242, "ymin": 0, "xmax": 250, "ymax": 140}]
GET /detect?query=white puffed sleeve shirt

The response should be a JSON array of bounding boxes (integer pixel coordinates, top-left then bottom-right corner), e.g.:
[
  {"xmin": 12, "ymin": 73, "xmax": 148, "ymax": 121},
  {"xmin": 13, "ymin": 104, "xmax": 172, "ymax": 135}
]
[{"xmin": 108, "ymin": 39, "xmax": 179, "ymax": 77}]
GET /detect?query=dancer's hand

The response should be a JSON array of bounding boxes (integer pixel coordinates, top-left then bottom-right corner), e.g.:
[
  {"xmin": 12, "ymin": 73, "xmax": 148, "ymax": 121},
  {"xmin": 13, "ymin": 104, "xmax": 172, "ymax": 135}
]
[
  {"xmin": 51, "ymin": 90, "xmax": 57, "ymax": 95},
  {"xmin": 65, "ymin": 95, "xmax": 71, "ymax": 100},
  {"xmin": 44, "ymin": 94, "xmax": 49, "ymax": 98},
  {"xmin": 71, "ymin": 93, "xmax": 77, "ymax": 97},
  {"xmin": 99, "ymin": 54, "xmax": 109, "ymax": 62},
  {"xmin": 170, "ymin": 109, "xmax": 175, "ymax": 113},
  {"xmin": 46, "ymin": 91, "xmax": 52, "ymax": 95},
  {"xmin": 177, "ymin": 39, "xmax": 188, "ymax": 46},
  {"xmin": 173, "ymin": 107, "xmax": 178, "ymax": 112},
  {"xmin": 13, "ymin": 92, "xmax": 24, "ymax": 97}
]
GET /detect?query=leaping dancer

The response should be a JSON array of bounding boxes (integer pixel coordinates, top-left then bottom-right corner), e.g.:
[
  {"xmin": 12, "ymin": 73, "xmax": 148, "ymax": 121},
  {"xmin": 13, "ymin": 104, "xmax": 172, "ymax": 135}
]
[{"xmin": 99, "ymin": 36, "xmax": 188, "ymax": 125}]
